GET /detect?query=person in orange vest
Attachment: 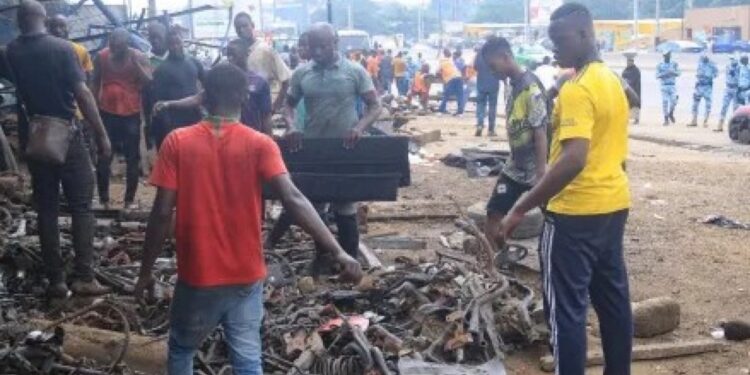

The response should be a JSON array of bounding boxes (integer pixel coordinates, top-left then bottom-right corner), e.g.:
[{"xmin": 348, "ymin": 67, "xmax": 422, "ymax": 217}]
[
  {"xmin": 407, "ymin": 63, "xmax": 431, "ymax": 110},
  {"xmin": 437, "ymin": 48, "xmax": 464, "ymax": 115}
]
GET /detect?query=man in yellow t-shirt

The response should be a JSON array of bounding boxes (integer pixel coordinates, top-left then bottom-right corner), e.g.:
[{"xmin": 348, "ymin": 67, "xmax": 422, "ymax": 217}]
[
  {"xmin": 500, "ymin": 4, "xmax": 632, "ymax": 375},
  {"xmin": 437, "ymin": 48, "xmax": 464, "ymax": 115},
  {"xmin": 393, "ymin": 51, "xmax": 408, "ymax": 96},
  {"xmin": 46, "ymin": 15, "xmax": 93, "ymax": 80}
]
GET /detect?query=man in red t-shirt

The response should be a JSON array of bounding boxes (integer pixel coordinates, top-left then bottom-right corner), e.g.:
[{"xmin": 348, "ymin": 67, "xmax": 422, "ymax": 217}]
[
  {"xmin": 134, "ymin": 63, "xmax": 362, "ymax": 375},
  {"xmin": 92, "ymin": 28, "xmax": 152, "ymax": 209}
]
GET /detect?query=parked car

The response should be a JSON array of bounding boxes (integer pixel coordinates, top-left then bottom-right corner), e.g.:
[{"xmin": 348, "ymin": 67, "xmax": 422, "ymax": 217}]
[
  {"xmin": 711, "ymin": 39, "xmax": 749, "ymax": 53},
  {"xmin": 656, "ymin": 40, "xmax": 706, "ymax": 54},
  {"xmin": 513, "ymin": 44, "xmax": 553, "ymax": 69}
]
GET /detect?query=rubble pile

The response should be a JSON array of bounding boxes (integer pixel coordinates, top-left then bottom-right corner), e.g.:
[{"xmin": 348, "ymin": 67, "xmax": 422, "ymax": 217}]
[{"xmin": 0, "ymin": 182, "xmax": 544, "ymax": 374}]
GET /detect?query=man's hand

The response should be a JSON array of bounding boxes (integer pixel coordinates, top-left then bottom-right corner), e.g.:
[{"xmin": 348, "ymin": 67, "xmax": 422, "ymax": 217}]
[
  {"xmin": 133, "ymin": 272, "xmax": 155, "ymax": 304},
  {"xmin": 335, "ymin": 251, "xmax": 364, "ymax": 284},
  {"xmin": 153, "ymin": 101, "xmax": 170, "ymax": 116},
  {"xmin": 344, "ymin": 128, "xmax": 362, "ymax": 149},
  {"xmin": 499, "ymin": 207, "xmax": 526, "ymax": 242},
  {"xmin": 285, "ymin": 129, "xmax": 303, "ymax": 152},
  {"xmin": 97, "ymin": 134, "xmax": 112, "ymax": 159}
]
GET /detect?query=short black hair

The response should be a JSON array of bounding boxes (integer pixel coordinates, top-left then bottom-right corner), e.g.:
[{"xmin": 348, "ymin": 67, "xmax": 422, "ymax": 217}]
[
  {"xmin": 481, "ymin": 36, "xmax": 512, "ymax": 60},
  {"xmin": 550, "ymin": 2, "xmax": 593, "ymax": 26},
  {"xmin": 167, "ymin": 25, "xmax": 183, "ymax": 39},
  {"xmin": 203, "ymin": 62, "xmax": 248, "ymax": 113},
  {"xmin": 234, "ymin": 12, "xmax": 252, "ymax": 24},
  {"xmin": 228, "ymin": 38, "xmax": 249, "ymax": 51}
]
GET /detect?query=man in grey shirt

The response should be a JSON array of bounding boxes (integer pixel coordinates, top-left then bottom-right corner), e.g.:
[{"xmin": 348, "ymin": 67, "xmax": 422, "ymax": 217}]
[
  {"xmin": 480, "ymin": 36, "xmax": 548, "ymax": 268},
  {"xmin": 284, "ymin": 22, "xmax": 381, "ymax": 265}
]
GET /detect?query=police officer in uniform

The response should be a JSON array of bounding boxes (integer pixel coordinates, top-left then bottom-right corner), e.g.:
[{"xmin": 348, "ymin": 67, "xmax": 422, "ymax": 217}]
[
  {"xmin": 716, "ymin": 57, "xmax": 740, "ymax": 132},
  {"xmin": 689, "ymin": 53, "xmax": 717, "ymax": 128},
  {"xmin": 656, "ymin": 51, "xmax": 680, "ymax": 126},
  {"xmin": 737, "ymin": 55, "xmax": 750, "ymax": 107}
]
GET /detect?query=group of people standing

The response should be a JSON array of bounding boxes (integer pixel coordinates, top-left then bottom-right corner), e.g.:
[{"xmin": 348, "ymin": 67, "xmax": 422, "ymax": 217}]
[
  {"xmin": 654, "ymin": 51, "xmax": 750, "ymax": 131},
  {"xmin": 7, "ymin": 0, "xmax": 642, "ymax": 374}
]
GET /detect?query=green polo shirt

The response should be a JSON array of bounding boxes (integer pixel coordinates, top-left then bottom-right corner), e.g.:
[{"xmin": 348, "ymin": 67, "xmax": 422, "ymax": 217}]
[{"xmin": 289, "ymin": 56, "xmax": 374, "ymax": 137}]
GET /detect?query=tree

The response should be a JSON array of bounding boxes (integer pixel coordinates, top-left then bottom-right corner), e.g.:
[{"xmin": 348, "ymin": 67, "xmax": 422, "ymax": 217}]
[{"xmin": 472, "ymin": 0, "xmax": 525, "ymax": 23}]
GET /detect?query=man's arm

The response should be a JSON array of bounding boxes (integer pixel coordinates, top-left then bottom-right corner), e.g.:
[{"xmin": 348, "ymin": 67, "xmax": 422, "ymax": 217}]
[
  {"xmin": 345, "ymin": 90, "xmax": 381, "ymax": 148},
  {"xmin": 132, "ymin": 50, "xmax": 153, "ymax": 83},
  {"xmin": 90, "ymin": 54, "xmax": 101, "ymax": 103},
  {"xmin": 73, "ymin": 81, "xmax": 111, "ymax": 158},
  {"xmin": 501, "ymin": 138, "xmax": 588, "ymax": 238},
  {"xmin": 134, "ymin": 188, "xmax": 177, "ymax": 300},
  {"xmin": 155, "ymin": 92, "xmax": 204, "ymax": 114},
  {"xmin": 533, "ymin": 127, "xmax": 548, "ymax": 183},
  {"xmin": 268, "ymin": 174, "xmax": 362, "ymax": 283},
  {"xmin": 271, "ymin": 49, "xmax": 292, "ymax": 113},
  {"xmin": 273, "ymin": 80, "xmax": 290, "ymax": 114}
]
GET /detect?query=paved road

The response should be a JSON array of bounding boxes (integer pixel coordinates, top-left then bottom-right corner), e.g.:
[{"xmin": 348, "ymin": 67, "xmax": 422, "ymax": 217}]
[{"xmin": 604, "ymin": 53, "xmax": 738, "ymax": 127}]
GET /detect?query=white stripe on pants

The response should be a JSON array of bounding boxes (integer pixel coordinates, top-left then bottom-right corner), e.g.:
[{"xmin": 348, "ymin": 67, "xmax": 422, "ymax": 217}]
[{"xmin": 540, "ymin": 219, "xmax": 559, "ymax": 375}]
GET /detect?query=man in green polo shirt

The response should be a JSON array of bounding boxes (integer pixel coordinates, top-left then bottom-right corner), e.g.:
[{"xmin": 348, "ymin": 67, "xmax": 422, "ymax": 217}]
[{"xmin": 283, "ymin": 22, "xmax": 381, "ymax": 267}]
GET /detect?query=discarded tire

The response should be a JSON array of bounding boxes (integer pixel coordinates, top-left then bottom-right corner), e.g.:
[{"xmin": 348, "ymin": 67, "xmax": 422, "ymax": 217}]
[
  {"xmin": 728, "ymin": 107, "xmax": 750, "ymax": 145},
  {"xmin": 467, "ymin": 203, "xmax": 544, "ymax": 240},
  {"xmin": 632, "ymin": 296, "xmax": 681, "ymax": 338}
]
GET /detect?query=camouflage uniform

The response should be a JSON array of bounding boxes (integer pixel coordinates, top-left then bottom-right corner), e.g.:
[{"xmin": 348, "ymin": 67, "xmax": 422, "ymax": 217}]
[
  {"xmin": 656, "ymin": 58, "xmax": 680, "ymax": 125},
  {"xmin": 690, "ymin": 57, "xmax": 718, "ymax": 127},
  {"xmin": 718, "ymin": 58, "xmax": 740, "ymax": 130}
]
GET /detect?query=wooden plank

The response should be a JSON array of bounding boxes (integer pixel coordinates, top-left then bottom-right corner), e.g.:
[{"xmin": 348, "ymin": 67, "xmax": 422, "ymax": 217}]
[
  {"xmin": 358, "ymin": 242, "xmax": 383, "ymax": 270},
  {"xmin": 411, "ymin": 130, "xmax": 442, "ymax": 146},
  {"xmin": 364, "ymin": 236, "xmax": 427, "ymax": 250},
  {"xmin": 540, "ymin": 340, "xmax": 726, "ymax": 372}
]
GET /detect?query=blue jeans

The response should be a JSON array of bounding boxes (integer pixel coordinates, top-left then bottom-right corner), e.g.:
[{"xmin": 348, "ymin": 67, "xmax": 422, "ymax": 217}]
[
  {"xmin": 168, "ymin": 281, "xmax": 264, "ymax": 375},
  {"xmin": 396, "ymin": 77, "xmax": 409, "ymax": 96},
  {"xmin": 476, "ymin": 90, "xmax": 499, "ymax": 132},
  {"xmin": 439, "ymin": 78, "xmax": 465, "ymax": 115}
]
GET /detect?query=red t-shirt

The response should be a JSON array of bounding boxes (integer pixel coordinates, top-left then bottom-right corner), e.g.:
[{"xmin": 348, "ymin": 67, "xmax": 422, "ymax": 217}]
[
  {"xmin": 97, "ymin": 48, "xmax": 144, "ymax": 116},
  {"xmin": 150, "ymin": 120, "xmax": 288, "ymax": 287}
]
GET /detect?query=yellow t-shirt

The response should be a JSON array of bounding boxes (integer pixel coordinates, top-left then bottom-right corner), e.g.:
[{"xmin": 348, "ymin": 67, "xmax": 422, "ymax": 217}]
[
  {"xmin": 72, "ymin": 42, "xmax": 94, "ymax": 73},
  {"xmin": 71, "ymin": 42, "xmax": 93, "ymax": 120},
  {"xmin": 393, "ymin": 57, "xmax": 407, "ymax": 77},
  {"xmin": 439, "ymin": 58, "xmax": 460, "ymax": 82},
  {"xmin": 547, "ymin": 62, "xmax": 631, "ymax": 215}
]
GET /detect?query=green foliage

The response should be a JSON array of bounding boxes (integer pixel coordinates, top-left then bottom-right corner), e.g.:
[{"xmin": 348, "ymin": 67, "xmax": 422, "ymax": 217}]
[{"xmin": 472, "ymin": 0, "xmax": 525, "ymax": 23}]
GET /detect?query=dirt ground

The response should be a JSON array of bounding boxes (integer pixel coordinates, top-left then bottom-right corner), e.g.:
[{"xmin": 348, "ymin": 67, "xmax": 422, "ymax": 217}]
[{"xmin": 106, "ymin": 106, "xmax": 750, "ymax": 374}]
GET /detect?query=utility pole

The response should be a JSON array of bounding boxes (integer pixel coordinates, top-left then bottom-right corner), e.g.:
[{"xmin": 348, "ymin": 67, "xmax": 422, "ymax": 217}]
[
  {"xmin": 259, "ymin": 0, "xmax": 264, "ymax": 31},
  {"xmin": 327, "ymin": 0, "xmax": 333, "ymax": 23},
  {"xmin": 633, "ymin": 0, "xmax": 639, "ymax": 39},
  {"xmin": 417, "ymin": 1, "xmax": 423, "ymax": 42},
  {"xmin": 523, "ymin": 0, "xmax": 530, "ymax": 43},
  {"xmin": 438, "ymin": 0, "xmax": 443, "ymax": 49},
  {"xmin": 347, "ymin": 0, "xmax": 353, "ymax": 29},
  {"xmin": 148, "ymin": 0, "xmax": 156, "ymax": 17},
  {"xmin": 655, "ymin": 0, "xmax": 661, "ymax": 46}
]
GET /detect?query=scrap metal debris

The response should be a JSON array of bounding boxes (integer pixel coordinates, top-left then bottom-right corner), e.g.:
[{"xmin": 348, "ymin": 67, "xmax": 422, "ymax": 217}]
[
  {"xmin": 699, "ymin": 214, "xmax": 750, "ymax": 230},
  {"xmin": 441, "ymin": 149, "xmax": 510, "ymax": 178},
  {"xmin": 0, "ymin": 180, "xmax": 545, "ymax": 374}
]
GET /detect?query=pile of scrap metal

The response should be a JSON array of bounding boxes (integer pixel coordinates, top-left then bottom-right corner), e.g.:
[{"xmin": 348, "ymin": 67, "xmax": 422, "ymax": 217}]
[
  {"xmin": 256, "ymin": 224, "xmax": 546, "ymax": 375},
  {"xmin": 1, "ymin": 180, "xmax": 544, "ymax": 374}
]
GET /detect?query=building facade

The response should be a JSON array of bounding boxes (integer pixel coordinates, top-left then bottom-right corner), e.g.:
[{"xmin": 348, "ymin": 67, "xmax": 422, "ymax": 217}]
[{"xmin": 684, "ymin": 5, "xmax": 750, "ymax": 41}]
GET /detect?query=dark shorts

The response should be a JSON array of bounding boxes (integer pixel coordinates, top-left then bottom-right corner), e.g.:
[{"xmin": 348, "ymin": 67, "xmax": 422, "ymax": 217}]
[{"xmin": 486, "ymin": 174, "xmax": 532, "ymax": 215}]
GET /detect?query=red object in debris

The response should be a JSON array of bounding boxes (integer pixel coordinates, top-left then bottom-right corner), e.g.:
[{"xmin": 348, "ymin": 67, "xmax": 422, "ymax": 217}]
[
  {"xmin": 318, "ymin": 315, "xmax": 370, "ymax": 333},
  {"xmin": 733, "ymin": 105, "xmax": 750, "ymax": 118}
]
